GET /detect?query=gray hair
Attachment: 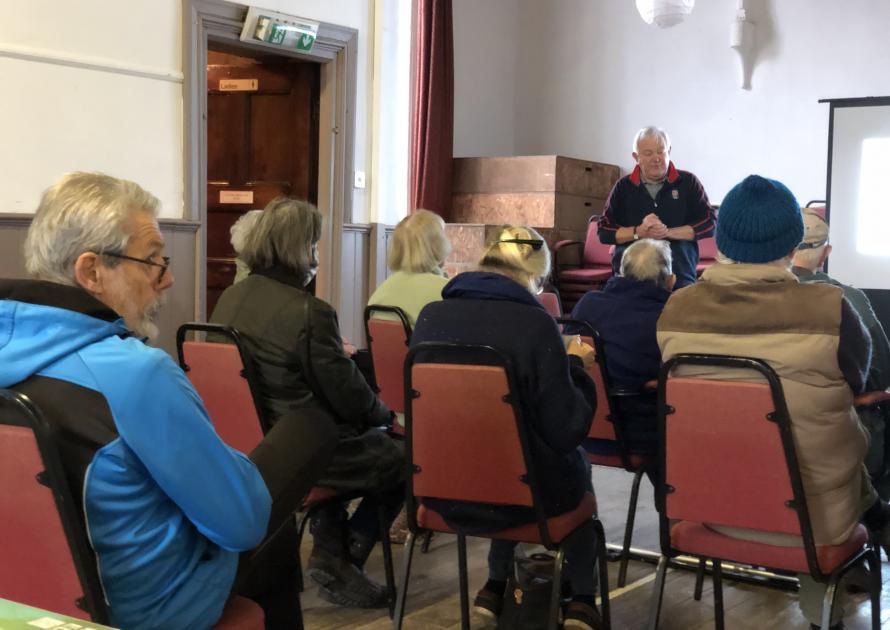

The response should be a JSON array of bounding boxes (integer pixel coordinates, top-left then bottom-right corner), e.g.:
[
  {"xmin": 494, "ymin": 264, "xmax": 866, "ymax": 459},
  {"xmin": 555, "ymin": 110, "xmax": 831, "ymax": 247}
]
[
  {"xmin": 619, "ymin": 239, "xmax": 673, "ymax": 289},
  {"xmin": 388, "ymin": 209, "xmax": 451, "ymax": 273},
  {"xmin": 230, "ymin": 210, "xmax": 264, "ymax": 255},
  {"xmin": 25, "ymin": 172, "xmax": 160, "ymax": 285},
  {"xmin": 477, "ymin": 225, "xmax": 551, "ymax": 294},
  {"xmin": 633, "ymin": 126, "xmax": 671, "ymax": 153},
  {"xmin": 240, "ymin": 197, "xmax": 322, "ymax": 284}
]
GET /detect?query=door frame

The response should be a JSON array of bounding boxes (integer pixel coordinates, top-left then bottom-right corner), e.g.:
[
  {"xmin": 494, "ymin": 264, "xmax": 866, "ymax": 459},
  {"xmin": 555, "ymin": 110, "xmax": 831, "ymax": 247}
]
[{"xmin": 183, "ymin": 0, "xmax": 357, "ymax": 317}]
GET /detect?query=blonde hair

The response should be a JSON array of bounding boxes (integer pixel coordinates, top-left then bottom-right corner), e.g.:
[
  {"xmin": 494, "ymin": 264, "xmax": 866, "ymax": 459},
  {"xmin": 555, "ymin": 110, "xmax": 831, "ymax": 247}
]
[
  {"xmin": 387, "ymin": 209, "xmax": 451, "ymax": 273},
  {"xmin": 477, "ymin": 226, "xmax": 551, "ymax": 293},
  {"xmin": 25, "ymin": 172, "xmax": 160, "ymax": 285}
]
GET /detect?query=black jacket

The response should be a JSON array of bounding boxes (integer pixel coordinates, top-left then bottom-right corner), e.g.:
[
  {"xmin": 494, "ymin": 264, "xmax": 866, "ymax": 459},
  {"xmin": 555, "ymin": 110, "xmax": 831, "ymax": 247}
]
[
  {"xmin": 411, "ymin": 272, "xmax": 596, "ymax": 532},
  {"xmin": 210, "ymin": 267, "xmax": 401, "ymax": 491},
  {"xmin": 598, "ymin": 162, "xmax": 715, "ymax": 288}
]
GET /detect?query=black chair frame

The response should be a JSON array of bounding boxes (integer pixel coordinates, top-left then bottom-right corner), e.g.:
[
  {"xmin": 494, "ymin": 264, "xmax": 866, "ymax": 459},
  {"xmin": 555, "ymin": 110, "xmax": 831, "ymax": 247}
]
[
  {"xmin": 0, "ymin": 389, "xmax": 110, "ymax": 623},
  {"xmin": 394, "ymin": 342, "xmax": 610, "ymax": 630},
  {"xmin": 648, "ymin": 354, "xmax": 880, "ymax": 630}
]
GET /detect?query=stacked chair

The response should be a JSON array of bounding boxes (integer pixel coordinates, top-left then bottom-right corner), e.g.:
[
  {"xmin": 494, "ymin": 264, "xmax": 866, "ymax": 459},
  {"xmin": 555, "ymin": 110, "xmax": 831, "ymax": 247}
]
[{"xmin": 552, "ymin": 218, "xmax": 613, "ymax": 312}]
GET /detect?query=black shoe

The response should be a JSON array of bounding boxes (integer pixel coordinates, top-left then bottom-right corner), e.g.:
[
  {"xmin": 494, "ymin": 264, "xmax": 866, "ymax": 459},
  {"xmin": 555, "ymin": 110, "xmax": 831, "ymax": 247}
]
[
  {"xmin": 308, "ymin": 547, "xmax": 387, "ymax": 609},
  {"xmin": 809, "ymin": 624, "xmax": 844, "ymax": 630}
]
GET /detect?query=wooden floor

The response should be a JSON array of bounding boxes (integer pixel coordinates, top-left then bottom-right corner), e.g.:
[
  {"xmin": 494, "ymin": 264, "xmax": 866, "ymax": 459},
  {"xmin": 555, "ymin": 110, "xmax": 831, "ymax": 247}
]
[{"xmin": 301, "ymin": 467, "xmax": 890, "ymax": 629}]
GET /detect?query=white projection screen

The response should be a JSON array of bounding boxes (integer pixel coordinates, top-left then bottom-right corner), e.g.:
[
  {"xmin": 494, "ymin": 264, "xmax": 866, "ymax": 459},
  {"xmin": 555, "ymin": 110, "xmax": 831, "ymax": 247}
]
[{"xmin": 825, "ymin": 97, "xmax": 890, "ymax": 290}]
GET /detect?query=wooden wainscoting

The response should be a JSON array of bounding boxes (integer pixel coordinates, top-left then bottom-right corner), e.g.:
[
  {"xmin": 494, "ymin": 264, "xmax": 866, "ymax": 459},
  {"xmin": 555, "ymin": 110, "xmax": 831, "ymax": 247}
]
[
  {"xmin": 0, "ymin": 213, "xmax": 391, "ymax": 356},
  {"xmin": 0, "ymin": 214, "xmax": 199, "ymax": 357}
]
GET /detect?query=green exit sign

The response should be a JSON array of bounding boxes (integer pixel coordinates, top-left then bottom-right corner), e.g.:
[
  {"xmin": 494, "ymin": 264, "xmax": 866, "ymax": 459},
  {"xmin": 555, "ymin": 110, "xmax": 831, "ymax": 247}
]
[{"xmin": 252, "ymin": 13, "xmax": 319, "ymax": 52}]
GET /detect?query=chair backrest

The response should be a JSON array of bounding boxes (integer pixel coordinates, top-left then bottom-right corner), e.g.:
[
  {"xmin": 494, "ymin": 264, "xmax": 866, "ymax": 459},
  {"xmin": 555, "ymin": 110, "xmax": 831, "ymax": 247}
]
[
  {"xmin": 697, "ymin": 235, "xmax": 718, "ymax": 261},
  {"xmin": 177, "ymin": 323, "xmax": 266, "ymax": 454},
  {"xmin": 582, "ymin": 219, "xmax": 613, "ymax": 267},
  {"xmin": 537, "ymin": 291, "xmax": 563, "ymax": 318},
  {"xmin": 363, "ymin": 305, "xmax": 412, "ymax": 418},
  {"xmin": 405, "ymin": 342, "xmax": 555, "ymax": 545},
  {"xmin": 658, "ymin": 354, "xmax": 821, "ymax": 574},
  {"xmin": 554, "ymin": 319, "xmax": 616, "ymax": 443},
  {"xmin": 0, "ymin": 390, "xmax": 108, "ymax": 622}
]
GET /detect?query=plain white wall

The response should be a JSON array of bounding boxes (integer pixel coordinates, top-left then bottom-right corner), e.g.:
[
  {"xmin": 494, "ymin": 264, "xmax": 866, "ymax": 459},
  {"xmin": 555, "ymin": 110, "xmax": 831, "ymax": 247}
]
[
  {"xmin": 453, "ymin": 0, "xmax": 520, "ymax": 158},
  {"xmin": 0, "ymin": 0, "xmax": 383, "ymax": 221},
  {"xmin": 454, "ymin": 0, "xmax": 890, "ymax": 204}
]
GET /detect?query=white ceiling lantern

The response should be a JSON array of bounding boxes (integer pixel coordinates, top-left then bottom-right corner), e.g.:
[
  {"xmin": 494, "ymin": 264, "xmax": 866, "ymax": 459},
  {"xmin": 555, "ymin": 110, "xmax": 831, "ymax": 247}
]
[{"xmin": 636, "ymin": 0, "xmax": 696, "ymax": 28}]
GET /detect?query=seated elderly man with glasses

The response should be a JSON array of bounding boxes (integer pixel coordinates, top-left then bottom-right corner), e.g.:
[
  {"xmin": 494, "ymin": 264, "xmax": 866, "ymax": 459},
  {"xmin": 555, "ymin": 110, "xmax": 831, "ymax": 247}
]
[{"xmin": 0, "ymin": 172, "xmax": 336, "ymax": 630}]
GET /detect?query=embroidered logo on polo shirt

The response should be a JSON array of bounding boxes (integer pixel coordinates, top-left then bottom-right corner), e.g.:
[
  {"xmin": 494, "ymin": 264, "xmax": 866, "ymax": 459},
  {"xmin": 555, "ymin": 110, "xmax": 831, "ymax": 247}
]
[{"xmin": 671, "ymin": 189, "xmax": 679, "ymax": 199}]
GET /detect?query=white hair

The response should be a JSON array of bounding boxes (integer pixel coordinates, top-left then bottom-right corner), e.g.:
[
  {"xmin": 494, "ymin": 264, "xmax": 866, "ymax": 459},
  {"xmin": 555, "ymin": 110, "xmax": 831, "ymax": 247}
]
[
  {"xmin": 620, "ymin": 239, "xmax": 673, "ymax": 289},
  {"xmin": 633, "ymin": 126, "xmax": 671, "ymax": 153},
  {"xmin": 25, "ymin": 172, "xmax": 160, "ymax": 285},
  {"xmin": 230, "ymin": 210, "xmax": 264, "ymax": 254}
]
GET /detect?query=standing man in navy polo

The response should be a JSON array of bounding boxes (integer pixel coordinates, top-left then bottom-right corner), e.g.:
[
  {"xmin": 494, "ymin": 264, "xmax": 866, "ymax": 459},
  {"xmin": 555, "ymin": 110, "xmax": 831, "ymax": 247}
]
[{"xmin": 598, "ymin": 127, "xmax": 715, "ymax": 288}]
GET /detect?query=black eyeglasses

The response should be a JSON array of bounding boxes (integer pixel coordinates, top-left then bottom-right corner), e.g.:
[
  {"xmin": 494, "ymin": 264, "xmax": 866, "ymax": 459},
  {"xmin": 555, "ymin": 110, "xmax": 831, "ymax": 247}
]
[
  {"xmin": 497, "ymin": 238, "xmax": 544, "ymax": 251},
  {"xmin": 101, "ymin": 252, "xmax": 170, "ymax": 283}
]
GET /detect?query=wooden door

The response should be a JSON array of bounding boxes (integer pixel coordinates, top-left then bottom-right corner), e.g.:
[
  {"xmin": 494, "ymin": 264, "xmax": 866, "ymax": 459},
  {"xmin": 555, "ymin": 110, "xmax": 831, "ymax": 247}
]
[{"xmin": 206, "ymin": 45, "xmax": 320, "ymax": 313}]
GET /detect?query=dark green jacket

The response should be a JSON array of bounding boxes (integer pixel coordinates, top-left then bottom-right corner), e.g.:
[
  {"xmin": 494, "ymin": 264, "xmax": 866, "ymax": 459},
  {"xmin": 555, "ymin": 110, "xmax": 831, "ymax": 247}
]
[{"xmin": 210, "ymin": 267, "xmax": 400, "ymax": 490}]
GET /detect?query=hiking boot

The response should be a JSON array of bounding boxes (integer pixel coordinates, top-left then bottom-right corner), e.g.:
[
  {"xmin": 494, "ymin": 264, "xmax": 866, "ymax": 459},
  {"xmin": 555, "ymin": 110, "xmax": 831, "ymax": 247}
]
[
  {"xmin": 307, "ymin": 546, "xmax": 387, "ymax": 609},
  {"xmin": 563, "ymin": 600, "xmax": 605, "ymax": 630}
]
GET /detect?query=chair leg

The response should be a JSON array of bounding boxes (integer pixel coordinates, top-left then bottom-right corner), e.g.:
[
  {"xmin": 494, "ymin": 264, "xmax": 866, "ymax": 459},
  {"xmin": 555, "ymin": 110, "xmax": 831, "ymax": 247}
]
[
  {"xmin": 819, "ymin": 577, "xmax": 840, "ymax": 630},
  {"xmin": 712, "ymin": 560, "xmax": 724, "ymax": 630},
  {"xmin": 376, "ymin": 504, "xmax": 396, "ymax": 618},
  {"xmin": 457, "ymin": 534, "xmax": 471, "ymax": 630},
  {"xmin": 618, "ymin": 468, "xmax": 644, "ymax": 587},
  {"xmin": 392, "ymin": 531, "xmax": 417, "ymax": 630},
  {"xmin": 593, "ymin": 518, "xmax": 611, "ymax": 630},
  {"xmin": 421, "ymin": 531, "xmax": 433, "ymax": 553},
  {"xmin": 693, "ymin": 557, "xmax": 706, "ymax": 601},
  {"xmin": 866, "ymin": 545, "xmax": 882, "ymax": 630},
  {"xmin": 548, "ymin": 546, "xmax": 566, "ymax": 630},
  {"xmin": 647, "ymin": 556, "xmax": 669, "ymax": 630}
]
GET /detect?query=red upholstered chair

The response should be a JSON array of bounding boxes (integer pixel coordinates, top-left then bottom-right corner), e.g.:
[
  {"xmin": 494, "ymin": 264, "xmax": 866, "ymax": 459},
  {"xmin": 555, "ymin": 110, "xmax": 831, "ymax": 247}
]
[
  {"xmin": 0, "ymin": 388, "xmax": 265, "ymax": 629},
  {"xmin": 177, "ymin": 323, "xmax": 397, "ymax": 616},
  {"xmin": 558, "ymin": 319, "xmax": 655, "ymax": 587},
  {"xmin": 177, "ymin": 323, "xmax": 268, "ymax": 453},
  {"xmin": 695, "ymin": 236, "xmax": 718, "ymax": 277},
  {"xmin": 364, "ymin": 305, "xmax": 413, "ymax": 435},
  {"xmin": 0, "ymin": 388, "xmax": 109, "ymax": 623},
  {"xmin": 648, "ymin": 354, "xmax": 881, "ymax": 630},
  {"xmin": 553, "ymin": 218, "xmax": 613, "ymax": 311},
  {"xmin": 537, "ymin": 291, "xmax": 563, "ymax": 318},
  {"xmin": 394, "ymin": 342, "xmax": 611, "ymax": 630}
]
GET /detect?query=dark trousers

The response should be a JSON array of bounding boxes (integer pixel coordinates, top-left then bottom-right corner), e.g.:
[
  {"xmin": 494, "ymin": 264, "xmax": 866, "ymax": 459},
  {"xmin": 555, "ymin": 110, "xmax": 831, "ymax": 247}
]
[{"xmin": 231, "ymin": 407, "xmax": 339, "ymax": 629}]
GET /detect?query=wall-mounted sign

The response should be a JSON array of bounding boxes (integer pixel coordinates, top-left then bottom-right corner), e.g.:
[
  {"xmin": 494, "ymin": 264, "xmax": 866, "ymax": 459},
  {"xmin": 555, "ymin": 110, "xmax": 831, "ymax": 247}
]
[
  {"xmin": 239, "ymin": 7, "xmax": 319, "ymax": 53},
  {"xmin": 219, "ymin": 79, "xmax": 258, "ymax": 92},
  {"xmin": 220, "ymin": 190, "xmax": 254, "ymax": 204}
]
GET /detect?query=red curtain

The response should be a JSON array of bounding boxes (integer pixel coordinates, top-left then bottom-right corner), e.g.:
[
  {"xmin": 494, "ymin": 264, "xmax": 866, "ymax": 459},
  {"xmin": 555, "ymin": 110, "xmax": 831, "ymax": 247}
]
[{"xmin": 410, "ymin": 0, "xmax": 454, "ymax": 218}]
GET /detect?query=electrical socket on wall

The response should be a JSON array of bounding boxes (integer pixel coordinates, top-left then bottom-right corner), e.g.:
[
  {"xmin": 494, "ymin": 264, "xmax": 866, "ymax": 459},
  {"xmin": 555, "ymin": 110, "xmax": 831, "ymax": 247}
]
[{"xmin": 354, "ymin": 170, "xmax": 366, "ymax": 189}]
